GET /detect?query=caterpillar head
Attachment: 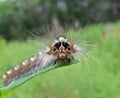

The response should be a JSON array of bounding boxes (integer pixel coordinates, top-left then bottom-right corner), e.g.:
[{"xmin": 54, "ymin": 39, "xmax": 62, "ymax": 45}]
[{"xmin": 47, "ymin": 37, "xmax": 77, "ymax": 61}]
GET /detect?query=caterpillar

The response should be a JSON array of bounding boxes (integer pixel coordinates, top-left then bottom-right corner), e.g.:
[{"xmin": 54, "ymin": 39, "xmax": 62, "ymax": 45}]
[{"xmin": 3, "ymin": 36, "xmax": 82, "ymax": 86}]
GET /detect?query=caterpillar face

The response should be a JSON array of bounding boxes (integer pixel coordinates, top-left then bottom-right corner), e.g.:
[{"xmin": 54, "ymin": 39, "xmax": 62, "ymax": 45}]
[{"xmin": 47, "ymin": 37, "xmax": 76, "ymax": 63}]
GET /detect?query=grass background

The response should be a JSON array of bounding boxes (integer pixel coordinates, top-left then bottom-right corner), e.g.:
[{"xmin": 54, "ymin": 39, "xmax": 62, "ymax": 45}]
[{"xmin": 0, "ymin": 21, "xmax": 120, "ymax": 98}]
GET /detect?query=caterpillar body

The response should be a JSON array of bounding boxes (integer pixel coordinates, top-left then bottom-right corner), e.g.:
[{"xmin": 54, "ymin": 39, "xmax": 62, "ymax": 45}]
[{"xmin": 3, "ymin": 36, "xmax": 81, "ymax": 86}]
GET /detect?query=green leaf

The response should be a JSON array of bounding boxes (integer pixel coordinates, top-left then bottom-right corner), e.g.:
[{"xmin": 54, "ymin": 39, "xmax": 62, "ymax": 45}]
[{"xmin": 0, "ymin": 59, "xmax": 79, "ymax": 92}]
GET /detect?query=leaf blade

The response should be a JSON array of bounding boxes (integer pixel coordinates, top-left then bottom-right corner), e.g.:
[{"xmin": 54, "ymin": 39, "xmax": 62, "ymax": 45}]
[{"xmin": 0, "ymin": 59, "xmax": 79, "ymax": 91}]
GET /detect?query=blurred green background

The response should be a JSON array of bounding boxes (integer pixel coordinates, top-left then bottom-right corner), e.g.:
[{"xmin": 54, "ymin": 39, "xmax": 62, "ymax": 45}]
[
  {"xmin": 0, "ymin": 0, "xmax": 120, "ymax": 40},
  {"xmin": 0, "ymin": 0, "xmax": 120, "ymax": 98}
]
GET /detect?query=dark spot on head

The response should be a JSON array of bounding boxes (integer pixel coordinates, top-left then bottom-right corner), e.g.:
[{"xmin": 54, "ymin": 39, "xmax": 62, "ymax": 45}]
[
  {"xmin": 53, "ymin": 47, "xmax": 56, "ymax": 51},
  {"xmin": 62, "ymin": 42, "xmax": 69, "ymax": 49},
  {"xmin": 68, "ymin": 47, "xmax": 71, "ymax": 50},
  {"xmin": 54, "ymin": 42, "xmax": 61, "ymax": 49}
]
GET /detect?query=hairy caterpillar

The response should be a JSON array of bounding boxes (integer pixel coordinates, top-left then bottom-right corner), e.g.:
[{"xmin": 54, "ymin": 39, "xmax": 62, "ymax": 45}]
[{"xmin": 3, "ymin": 36, "xmax": 82, "ymax": 86}]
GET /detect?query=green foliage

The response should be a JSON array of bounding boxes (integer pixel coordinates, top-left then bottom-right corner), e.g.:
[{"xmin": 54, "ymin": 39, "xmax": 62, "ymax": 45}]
[{"xmin": 0, "ymin": 0, "xmax": 120, "ymax": 40}]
